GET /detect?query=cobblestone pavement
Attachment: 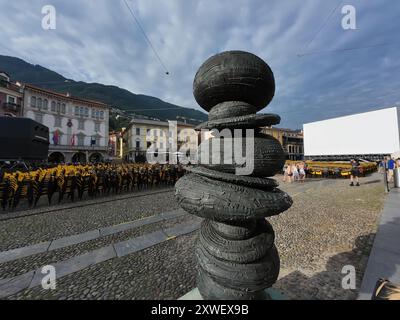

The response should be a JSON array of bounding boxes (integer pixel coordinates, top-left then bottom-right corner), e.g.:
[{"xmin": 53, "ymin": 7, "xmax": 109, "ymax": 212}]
[{"xmin": 0, "ymin": 173, "xmax": 386, "ymax": 300}]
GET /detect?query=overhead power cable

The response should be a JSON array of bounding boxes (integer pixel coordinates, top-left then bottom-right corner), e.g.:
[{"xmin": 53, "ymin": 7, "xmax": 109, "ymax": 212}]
[
  {"xmin": 122, "ymin": 0, "xmax": 170, "ymax": 75},
  {"xmin": 298, "ymin": 0, "xmax": 343, "ymax": 57},
  {"xmin": 298, "ymin": 42, "xmax": 400, "ymax": 57}
]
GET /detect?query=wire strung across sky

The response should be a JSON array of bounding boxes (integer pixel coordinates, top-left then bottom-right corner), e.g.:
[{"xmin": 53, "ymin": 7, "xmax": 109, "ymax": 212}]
[
  {"xmin": 298, "ymin": 0, "xmax": 344, "ymax": 57},
  {"xmin": 297, "ymin": 1, "xmax": 400, "ymax": 57},
  {"xmin": 122, "ymin": 0, "xmax": 170, "ymax": 75}
]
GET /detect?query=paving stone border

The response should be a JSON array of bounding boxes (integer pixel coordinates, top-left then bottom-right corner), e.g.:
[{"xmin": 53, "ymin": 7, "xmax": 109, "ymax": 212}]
[
  {"xmin": 0, "ymin": 218, "xmax": 202, "ymax": 298},
  {"xmin": 0, "ymin": 209, "xmax": 186, "ymax": 264},
  {"xmin": 0, "ymin": 188, "xmax": 173, "ymax": 221}
]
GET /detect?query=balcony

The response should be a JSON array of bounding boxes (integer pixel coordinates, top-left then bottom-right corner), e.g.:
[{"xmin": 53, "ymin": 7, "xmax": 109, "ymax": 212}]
[
  {"xmin": 2, "ymin": 102, "xmax": 21, "ymax": 112},
  {"xmin": 50, "ymin": 144, "xmax": 108, "ymax": 152},
  {"xmin": 0, "ymin": 78, "xmax": 9, "ymax": 88}
]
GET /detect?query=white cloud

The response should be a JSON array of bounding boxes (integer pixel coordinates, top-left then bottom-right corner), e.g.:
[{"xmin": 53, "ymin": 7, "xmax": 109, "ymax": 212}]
[{"xmin": 0, "ymin": 0, "xmax": 399, "ymax": 127}]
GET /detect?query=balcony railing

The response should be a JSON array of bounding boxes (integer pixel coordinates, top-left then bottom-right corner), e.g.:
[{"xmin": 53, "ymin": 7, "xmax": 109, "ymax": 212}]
[
  {"xmin": 0, "ymin": 78, "xmax": 9, "ymax": 88},
  {"xmin": 2, "ymin": 102, "xmax": 21, "ymax": 112},
  {"xmin": 50, "ymin": 144, "xmax": 108, "ymax": 151}
]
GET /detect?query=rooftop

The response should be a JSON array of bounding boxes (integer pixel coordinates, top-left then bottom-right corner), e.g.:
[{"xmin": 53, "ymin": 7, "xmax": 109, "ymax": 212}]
[{"xmin": 24, "ymin": 83, "xmax": 110, "ymax": 108}]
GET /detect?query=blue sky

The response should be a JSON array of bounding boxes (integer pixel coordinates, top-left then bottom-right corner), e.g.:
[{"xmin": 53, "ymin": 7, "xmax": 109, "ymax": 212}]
[{"xmin": 0, "ymin": 0, "xmax": 399, "ymax": 129}]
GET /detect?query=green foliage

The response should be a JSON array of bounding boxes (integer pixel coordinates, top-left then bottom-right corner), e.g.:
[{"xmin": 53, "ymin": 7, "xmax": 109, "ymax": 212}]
[{"xmin": 109, "ymin": 115, "xmax": 131, "ymax": 131}]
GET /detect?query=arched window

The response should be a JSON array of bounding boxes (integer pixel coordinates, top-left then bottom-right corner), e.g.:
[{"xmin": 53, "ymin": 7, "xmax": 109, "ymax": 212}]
[
  {"xmin": 43, "ymin": 99, "xmax": 48, "ymax": 110},
  {"xmin": 57, "ymin": 102, "xmax": 61, "ymax": 113},
  {"xmin": 31, "ymin": 96, "xmax": 36, "ymax": 108},
  {"xmin": 100, "ymin": 111, "xmax": 104, "ymax": 119},
  {"xmin": 74, "ymin": 106, "xmax": 79, "ymax": 116},
  {"xmin": 51, "ymin": 101, "xmax": 56, "ymax": 112},
  {"xmin": 84, "ymin": 107, "xmax": 89, "ymax": 117},
  {"xmin": 61, "ymin": 103, "xmax": 66, "ymax": 114},
  {"xmin": 37, "ymin": 98, "xmax": 42, "ymax": 109}
]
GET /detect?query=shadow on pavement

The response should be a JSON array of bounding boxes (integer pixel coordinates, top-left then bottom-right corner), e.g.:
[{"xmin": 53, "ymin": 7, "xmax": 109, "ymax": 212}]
[{"xmin": 274, "ymin": 233, "xmax": 377, "ymax": 300}]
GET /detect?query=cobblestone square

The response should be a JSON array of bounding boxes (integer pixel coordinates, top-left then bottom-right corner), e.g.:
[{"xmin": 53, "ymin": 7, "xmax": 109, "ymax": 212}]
[{"xmin": 0, "ymin": 173, "xmax": 385, "ymax": 300}]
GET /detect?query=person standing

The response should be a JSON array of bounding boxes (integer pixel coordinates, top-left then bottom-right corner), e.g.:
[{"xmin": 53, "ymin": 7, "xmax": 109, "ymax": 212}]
[
  {"xmin": 285, "ymin": 164, "xmax": 292, "ymax": 183},
  {"xmin": 292, "ymin": 164, "xmax": 299, "ymax": 182},
  {"xmin": 299, "ymin": 162, "xmax": 306, "ymax": 183},
  {"xmin": 387, "ymin": 156, "xmax": 396, "ymax": 183},
  {"xmin": 350, "ymin": 159, "xmax": 360, "ymax": 186},
  {"xmin": 282, "ymin": 164, "xmax": 288, "ymax": 182}
]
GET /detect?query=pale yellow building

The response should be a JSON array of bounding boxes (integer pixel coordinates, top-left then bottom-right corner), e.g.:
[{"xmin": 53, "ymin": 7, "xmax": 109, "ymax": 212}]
[{"xmin": 123, "ymin": 118, "xmax": 197, "ymax": 163}]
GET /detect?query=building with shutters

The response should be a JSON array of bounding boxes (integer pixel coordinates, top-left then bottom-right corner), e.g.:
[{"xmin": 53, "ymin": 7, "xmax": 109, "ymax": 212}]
[{"xmin": 22, "ymin": 84, "xmax": 110, "ymax": 163}]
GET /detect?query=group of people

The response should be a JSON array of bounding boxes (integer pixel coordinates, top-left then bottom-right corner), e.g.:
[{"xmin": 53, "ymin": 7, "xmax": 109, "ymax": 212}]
[
  {"xmin": 0, "ymin": 163, "xmax": 185, "ymax": 211},
  {"xmin": 378, "ymin": 156, "xmax": 400, "ymax": 183},
  {"xmin": 282, "ymin": 162, "xmax": 306, "ymax": 183}
]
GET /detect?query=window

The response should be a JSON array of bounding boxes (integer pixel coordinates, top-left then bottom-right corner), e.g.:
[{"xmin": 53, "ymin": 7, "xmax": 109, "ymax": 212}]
[
  {"xmin": 136, "ymin": 140, "xmax": 140, "ymax": 149},
  {"xmin": 78, "ymin": 119, "xmax": 85, "ymax": 130},
  {"xmin": 7, "ymin": 96, "xmax": 16, "ymax": 104},
  {"xmin": 57, "ymin": 102, "xmax": 61, "ymax": 113},
  {"xmin": 43, "ymin": 99, "xmax": 48, "ymax": 110},
  {"xmin": 91, "ymin": 109, "xmax": 95, "ymax": 118},
  {"xmin": 61, "ymin": 103, "xmax": 66, "ymax": 114},
  {"xmin": 160, "ymin": 130, "xmax": 164, "ymax": 137},
  {"xmin": 77, "ymin": 135, "xmax": 85, "ymax": 146},
  {"xmin": 74, "ymin": 106, "xmax": 79, "ymax": 116},
  {"xmin": 100, "ymin": 111, "xmax": 104, "ymax": 119},
  {"xmin": 54, "ymin": 116, "xmax": 62, "ymax": 128},
  {"xmin": 160, "ymin": 142, "xmax": 164, "ymax": 149},
  {"xmin": 94, "ymin": 122, "xmax": 101, "ymax": 132},
  {"xmin": 84, "ymin": 107, "xmax": 89, "ymax": 117},
  {"xmin": 136, "ymin": 128, "xmax": 140, "ymax": 135},
  {"xmin": 31, "ymin": 96, "xmax": 36, "ymax": 108},
  {"xmin": 90, "ymin": 136, "xmax": 97, "ymax": 146},
  {"xmin": 79, "ymin": 107, "xmax": 84, "ymax": 117},
  {"xmin": 147, "ymin": 129, "xmax": 150, "ymax": 134},
  {"xmin": 51, "ymin": 101, "xmax": 56, "ymax": 112},
  {"xmin": 34, "ymin": 113, "xmax": 43, "ymax": 123},
  {"xmin": 37, "ymin": 98, "xmax": 42, "ymax": 109}
]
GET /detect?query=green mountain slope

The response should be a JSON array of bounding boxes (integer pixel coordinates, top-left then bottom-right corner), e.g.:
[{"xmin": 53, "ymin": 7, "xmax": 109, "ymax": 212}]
[{"xmin": 0, "ymin": 55, "xmax": 207, "ymax": 124}]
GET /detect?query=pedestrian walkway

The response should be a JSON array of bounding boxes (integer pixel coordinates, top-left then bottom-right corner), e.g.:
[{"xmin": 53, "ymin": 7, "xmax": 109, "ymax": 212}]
[
  {"xmin": 0, "ymin": 209, "xmax": 186, "ymax": 264},
  {"xmin": 358, "ymin": 187, "xmax": 400, "ymax": 299},
  {"xmin": 0, "ymin": 209, "xmax": 201, "ymax": 299}
]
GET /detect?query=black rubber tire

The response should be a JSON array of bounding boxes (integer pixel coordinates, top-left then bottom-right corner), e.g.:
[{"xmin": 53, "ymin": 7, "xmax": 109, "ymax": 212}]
[
  {"xmin": 193, "ymin": 51, "xmax": 275, "ymax": 111},
  {"xmin": 197, "ymin": 133, "xmax": 286, "ymax": 177},
  {"xmin": 199, "ymin": 219, "xmax": 275, "ymax": 263},
  {"xmin": 208, "ymin": 101, "xmax": 256, "ymax": 120},
  {"xmin": 197, "ymin": 268, "xmax": 270, "ymax": 300},
  {"xmin": 175, "ymin": 173, "xmax": 293, "ymax": 221},
  {"xmin": 211, "ymin": 220, "xmax": 257, "ymax": 240},
  {"xmin": 196, "ymin": 244, "xmax": 280, "ymax": 291},
  {"xmin": 186, "ymin": 166, "xmax": 278, "ymax": 190}
]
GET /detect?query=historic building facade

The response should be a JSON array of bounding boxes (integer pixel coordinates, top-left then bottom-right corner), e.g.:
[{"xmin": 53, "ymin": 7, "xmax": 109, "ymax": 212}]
[
  {"xmin": 123, "ymin": 118, "xmax": 197, "ymax": 163},
  {"xmin": 23, "ymin": 84, "xmax": 110, "ymax": 163},
  {"xmin": 0, "ymin": 71, "xmax": 24, "ymax": 117},
  {"xmin": 262, "ymin": 126, "xmax": 304, "ymax": 160}
]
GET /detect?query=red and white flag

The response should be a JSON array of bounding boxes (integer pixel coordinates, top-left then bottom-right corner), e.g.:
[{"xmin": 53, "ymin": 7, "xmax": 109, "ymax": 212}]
[{"xmin": 70, "ymin": 133, "xmax": 76, "ymax": 146}]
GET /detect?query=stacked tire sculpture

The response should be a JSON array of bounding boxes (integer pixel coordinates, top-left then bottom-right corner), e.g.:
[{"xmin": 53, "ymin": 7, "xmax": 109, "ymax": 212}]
[{"xmin": 175, "ymin": 51, "xmax": 293, "ymax": 300}]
